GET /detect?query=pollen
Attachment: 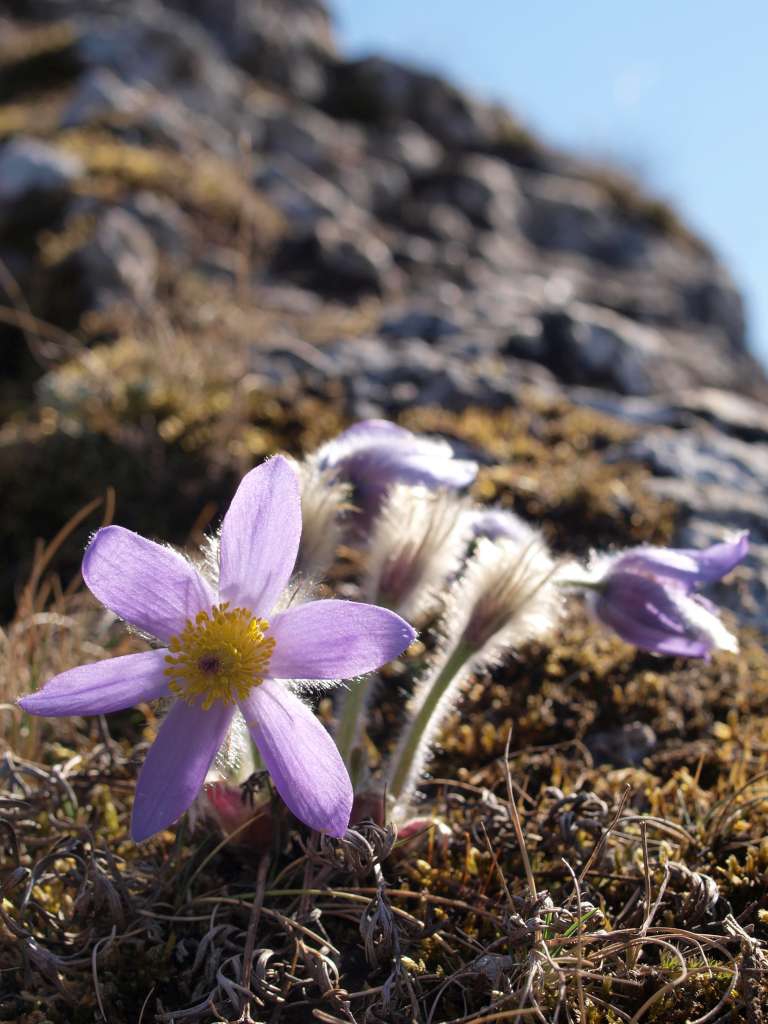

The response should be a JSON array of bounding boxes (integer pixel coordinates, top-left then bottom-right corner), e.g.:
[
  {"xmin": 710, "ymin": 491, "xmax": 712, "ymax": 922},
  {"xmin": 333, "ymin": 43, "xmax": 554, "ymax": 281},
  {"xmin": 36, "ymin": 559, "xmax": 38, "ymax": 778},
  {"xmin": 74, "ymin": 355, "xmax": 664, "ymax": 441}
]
[{"xmin": 164, "ymin": 603, "xmax": 275, "ymax": 710}]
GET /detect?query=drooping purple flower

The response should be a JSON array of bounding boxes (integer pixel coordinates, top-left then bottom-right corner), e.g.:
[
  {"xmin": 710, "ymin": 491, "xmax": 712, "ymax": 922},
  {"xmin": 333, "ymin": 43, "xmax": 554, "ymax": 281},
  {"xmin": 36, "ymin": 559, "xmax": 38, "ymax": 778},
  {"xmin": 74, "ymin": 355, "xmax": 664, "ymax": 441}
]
[
  {"xmin": 313, "ymin": 419, "xmax": 478, "ymax": 519},
  {"xmin": 462, "ymin": 507, "xmax": 534, "ymax": 545},
  {"xmin": 19, "ymin": 457, "xmax": 415, "ymax": 841},
  {"xmin": 587, "ymin": 533, "xmax": 748, "ymax": 658}
]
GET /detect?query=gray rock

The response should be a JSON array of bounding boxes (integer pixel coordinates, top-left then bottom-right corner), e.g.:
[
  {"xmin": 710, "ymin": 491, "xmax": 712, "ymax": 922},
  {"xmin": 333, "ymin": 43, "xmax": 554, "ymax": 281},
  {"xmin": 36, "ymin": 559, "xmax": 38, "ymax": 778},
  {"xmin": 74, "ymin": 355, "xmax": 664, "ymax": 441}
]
[
  {"xmin": 671, "ymin": 388, "xmax": 768, "ymax": 441},
  {"xmin": 586, "ymin": 722, "xmax": 657, "ymax": 767},
  {"xmin": 683, "ymin": 274, "xmax": 746, "ymax": 350},
  {"xmin": 313, "ymin": 220, "xmax": 395, "ymax": 295},
  {"xmin": 262, "ymin": 107, "xmax": 362, "ymax": 171},
  {"xmin": 617, "ymin": 426, "xmax": 768, "ymax": 497},
  {"xmin": 172, "ymin": 0, "xmax": 336, "ymax": 102},
  {"xmin": 521, "ymin": 172, "xmax": 650, "ymax": 267},
  {"xmin": 325, "ymin": 56, "xmax": 498, "ymax": 148},
  {"xmin": 76, "ymin": 2, "xmax": 242, "ymax": 120},
  {"xmin": 123, "ymin": 191, "xmax": 196, "ymax": 254},
  {"xmin": 380, "ymin": 309, "xmax": 464, "ymax": 342},
  {"xmin": 255, "ymin": 154, "xmax": 362, "ymax": 230},
  {"xmin": 564, "ymin": 389, "xmax": 690, "ymax": 428},
  {"xmin": 333, "ymin": 159, "xmax": 410, "ymax": 217},
  {"xmin": 368, "ymin": 124, "xmax": 444, "ymax": 176},
  {"xmin": 416, "ymin": 155, "xmax": 522, "ymax": 230},
  {"xmin": 0, "ymin": 138, "xmax": 83, "ymax": 227},
  {"xmin": 540, "ymin": 304, "xmax": 662, "ymax": 395},
  {"xmin": 76, "ymin": 208, "xmax": 159, "ymax": 308},
  {"xmin": 61, "ymin": 67, "xmax": 233, "ymax": 155},
  {"xmin": 398, "ymin": 200, "xmax": 475, "ymax": 243},
  {"xmin": 272, "ymin": 216, "xmax": 396, "ymax": 296},
  {"xmin": 61, "ymin": 68, "xmax": 143, "ymax": 128}
]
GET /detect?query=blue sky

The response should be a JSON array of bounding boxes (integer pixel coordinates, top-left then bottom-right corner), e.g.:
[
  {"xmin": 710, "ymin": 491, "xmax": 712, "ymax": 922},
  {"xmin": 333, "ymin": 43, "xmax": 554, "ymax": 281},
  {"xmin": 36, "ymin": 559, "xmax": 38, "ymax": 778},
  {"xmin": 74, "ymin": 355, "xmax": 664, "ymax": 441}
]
[{"xmin": 331, "ymin": 1, "xmax": 768, "ymax": 365}]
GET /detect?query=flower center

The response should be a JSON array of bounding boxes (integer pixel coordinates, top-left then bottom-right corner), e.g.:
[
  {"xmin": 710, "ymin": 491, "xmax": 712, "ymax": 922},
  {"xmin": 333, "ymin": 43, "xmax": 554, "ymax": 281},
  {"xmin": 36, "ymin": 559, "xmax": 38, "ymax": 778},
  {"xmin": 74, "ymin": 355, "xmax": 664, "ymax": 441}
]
[{"xmin": 164, "ymin": 603, "xmax": 275, "ymax": 710}]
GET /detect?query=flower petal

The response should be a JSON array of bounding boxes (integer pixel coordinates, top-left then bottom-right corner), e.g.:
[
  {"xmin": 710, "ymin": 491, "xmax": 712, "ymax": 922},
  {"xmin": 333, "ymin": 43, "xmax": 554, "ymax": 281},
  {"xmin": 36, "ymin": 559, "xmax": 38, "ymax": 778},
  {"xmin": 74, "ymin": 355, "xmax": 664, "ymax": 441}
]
[
  {"xmin": 83, "ymin": 526, "xmax": 214, "ymax": 643},
  {"xmin": 131, "ymin": 698, "xmax": 233, "ymax": 841},
  {"xmin": 314, "ymin": 421, "xmax": 478, "ymax": 517},
  {"xmin": 463, "ymin": 507, "xmax": 535, "ymax": 544},
  {"xmin": 614, "ymin": 532, "xmax": 749, "ymax": 590},
  {"xmin": 268, "ymin": 600, "xmax": 415, "ymax": 680},
  {"xmin": 388, "ymin": 450, "xmax": 479, "ymax": 490},
  {"xmin": 240, "ymin": 680, "xmax": 352, "ymax": 836},
  {"xmin": 314, "ymin": 419, "xmax": 414, "ymax": 470},
  {"xmin": 18, "ymin": 649, "xmax": 170, "ymax": 717},
  {"xmin": 219, "ymin": 456, "xmax": 301, "ymax": 616},
  {"xmin": 593, "ymin": 572, "xmax": 713, "ymax": 658}
]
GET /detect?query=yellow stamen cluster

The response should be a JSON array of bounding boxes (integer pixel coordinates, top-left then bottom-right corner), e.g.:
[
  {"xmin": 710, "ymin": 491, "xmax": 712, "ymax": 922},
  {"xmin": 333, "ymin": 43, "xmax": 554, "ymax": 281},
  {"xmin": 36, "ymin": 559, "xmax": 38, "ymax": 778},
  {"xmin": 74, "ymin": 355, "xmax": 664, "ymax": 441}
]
[{"xmin": 164, "ymin": 603, "xmax": 275, "ymax": 710}]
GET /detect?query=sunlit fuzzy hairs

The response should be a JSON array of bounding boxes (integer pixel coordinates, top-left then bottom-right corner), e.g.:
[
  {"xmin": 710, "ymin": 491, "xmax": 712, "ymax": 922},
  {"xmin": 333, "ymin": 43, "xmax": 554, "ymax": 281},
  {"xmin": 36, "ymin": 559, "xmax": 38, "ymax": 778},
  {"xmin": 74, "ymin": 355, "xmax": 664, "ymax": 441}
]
[
  {"xmin": 363, "ymin": 484, "xmax": 472, "ymax": 622},
  {"xmin": 447, "ymin": 535, "xmax": 562, "ymax": 666},
  {"xmin": 386, "ymin": 534, "xmax": 562, "ymax": 813},
  {"xmin": 293, "ymin": 459, "xmax": 353, "ymax": 581}
]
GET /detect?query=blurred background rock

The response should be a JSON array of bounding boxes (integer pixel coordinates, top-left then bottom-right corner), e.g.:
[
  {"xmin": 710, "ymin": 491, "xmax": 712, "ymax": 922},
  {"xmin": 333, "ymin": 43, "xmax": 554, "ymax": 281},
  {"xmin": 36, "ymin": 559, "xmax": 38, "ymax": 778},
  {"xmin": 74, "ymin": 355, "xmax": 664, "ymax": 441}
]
[{"xmin": 0, "ymin": 0, "xmax": 766, "ymax": 630}]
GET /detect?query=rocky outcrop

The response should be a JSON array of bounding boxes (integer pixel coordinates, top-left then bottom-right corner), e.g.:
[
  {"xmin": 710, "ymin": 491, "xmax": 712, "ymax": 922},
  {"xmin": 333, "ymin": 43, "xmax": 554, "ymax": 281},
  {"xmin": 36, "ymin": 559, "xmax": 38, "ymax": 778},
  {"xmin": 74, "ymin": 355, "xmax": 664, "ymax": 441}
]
[{"xmin": 1, "ymin": 0, "xmax": 767, "ymax": 628}]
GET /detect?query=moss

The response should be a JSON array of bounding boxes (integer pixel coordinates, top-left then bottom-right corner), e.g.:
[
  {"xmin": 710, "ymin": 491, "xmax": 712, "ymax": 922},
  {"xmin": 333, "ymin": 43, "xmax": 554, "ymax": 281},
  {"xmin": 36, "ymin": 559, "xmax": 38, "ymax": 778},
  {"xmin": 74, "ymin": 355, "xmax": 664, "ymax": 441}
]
[
  {"xmin": 399, "ymin": 401, "xmax": 678, "ymax": 551},
  {"xmin": 0, "ymin": 92, "xmax": 70, "ymax": 141},
  {"xmin": 645, "ymin": 963, "xmax": 736, "ymax": 1022},
  {"xmin": 56, "ymin": 130, "xmax": 285, "ymax": 239}
]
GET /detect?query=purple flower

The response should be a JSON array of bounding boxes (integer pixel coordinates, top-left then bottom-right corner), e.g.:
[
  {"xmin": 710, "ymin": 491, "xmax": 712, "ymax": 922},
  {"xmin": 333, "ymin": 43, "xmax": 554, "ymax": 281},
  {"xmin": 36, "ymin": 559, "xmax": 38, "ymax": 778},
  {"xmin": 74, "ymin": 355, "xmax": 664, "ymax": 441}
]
[
  {"xmin": 462, "ymin": 508, "xmax": 534, "ymax": 545},
  {"xmin": 588, "ymin": 533, "xmax": 748, "ymax": 658},
  {"xmin": 19, "ymin": 457, "xmax": 415, "ymax": 841},
  {"xmin": 313, "ymin": 419, "xmax": 477, "ymax": 518}
]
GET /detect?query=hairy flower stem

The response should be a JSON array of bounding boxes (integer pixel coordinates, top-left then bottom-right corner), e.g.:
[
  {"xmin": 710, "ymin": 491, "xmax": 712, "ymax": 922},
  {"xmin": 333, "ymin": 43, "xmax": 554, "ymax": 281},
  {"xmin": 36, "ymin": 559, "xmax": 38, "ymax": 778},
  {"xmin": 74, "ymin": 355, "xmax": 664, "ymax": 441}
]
[
  {"xmin": 335, "ymin": 674, "xmax": 379, "ymax": 776},
  {"xmin": 387, "ymin": 640, "xmax": 475, "ymax": 804},
  {"xmin": 556, "ymin": 579, "xmax": 603, "ymax": 591}
]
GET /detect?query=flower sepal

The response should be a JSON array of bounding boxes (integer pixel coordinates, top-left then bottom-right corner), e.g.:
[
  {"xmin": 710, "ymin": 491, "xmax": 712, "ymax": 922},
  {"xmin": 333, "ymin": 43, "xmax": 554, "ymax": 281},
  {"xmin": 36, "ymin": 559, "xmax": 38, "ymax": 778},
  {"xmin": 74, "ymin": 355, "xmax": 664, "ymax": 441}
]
[{"xmin": 199, "ymin": 779, "xmax": 283, "ymax": 854}]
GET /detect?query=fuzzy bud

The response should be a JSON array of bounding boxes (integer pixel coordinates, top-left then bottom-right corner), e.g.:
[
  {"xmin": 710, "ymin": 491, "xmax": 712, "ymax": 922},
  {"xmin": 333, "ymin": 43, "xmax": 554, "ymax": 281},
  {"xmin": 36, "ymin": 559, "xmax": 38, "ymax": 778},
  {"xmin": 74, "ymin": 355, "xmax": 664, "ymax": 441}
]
[
  {"xmin": 364, "ymin": 484, "xmax": 471, "ymax": 621},
  {"xmin": 293, "ymin": 459, "xmax": 353, "ymax": 580},
  {"xmin": 462, "ymin": 507, "xmax": 535, "ymax": 545},
  {"xmin": 387, "ymin": 534, "xmax": 561, "ymax": 806},
  {"xmin": 310, "ymin": 419, "xmax": 477, "ymax": 523},
  {"xmin": 452, "ymin": 535, "xmax": 561, "ymax": 662}
]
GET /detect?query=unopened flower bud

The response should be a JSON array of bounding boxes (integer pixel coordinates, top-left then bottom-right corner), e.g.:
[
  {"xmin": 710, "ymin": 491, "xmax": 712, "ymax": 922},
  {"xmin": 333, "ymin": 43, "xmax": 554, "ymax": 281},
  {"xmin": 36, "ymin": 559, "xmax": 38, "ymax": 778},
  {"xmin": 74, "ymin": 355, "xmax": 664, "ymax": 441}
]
[
  {"xmin": 294, "ymin": 459, "xmax": 353, "ymax": 579},
  {"xmin": 364, "ymin": 484, "xmax": 471, "ymax": 620},
  {"xmin": 454, "ymin": 536, "xmax": 561, "ymax": 661},
  {"xmin": 311, "ymin": 419, "xmax": 477, "ymax": 523},
  {"xmin": 568, "ymin": 532, "xmax": 748, "ymax": 659}
]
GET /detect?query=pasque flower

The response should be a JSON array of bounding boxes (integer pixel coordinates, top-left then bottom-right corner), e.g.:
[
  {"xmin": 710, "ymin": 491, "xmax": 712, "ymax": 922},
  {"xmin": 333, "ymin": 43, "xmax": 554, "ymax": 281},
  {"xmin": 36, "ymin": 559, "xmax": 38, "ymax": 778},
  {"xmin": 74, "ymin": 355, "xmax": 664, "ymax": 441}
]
[
  {"xmin": 19, "ymin": 457, "xmax": 415, "ymax": 841},
  {"xmin": 583, "ymin": 533, "xmax": 749, "ymax": 658},
  {"xmin": 462, "ymin": 507, "xmax": 534, "ymax": 545},
  {"xmin": 312, "ymin": 419, "xmax": 477, "ymax": 519}
]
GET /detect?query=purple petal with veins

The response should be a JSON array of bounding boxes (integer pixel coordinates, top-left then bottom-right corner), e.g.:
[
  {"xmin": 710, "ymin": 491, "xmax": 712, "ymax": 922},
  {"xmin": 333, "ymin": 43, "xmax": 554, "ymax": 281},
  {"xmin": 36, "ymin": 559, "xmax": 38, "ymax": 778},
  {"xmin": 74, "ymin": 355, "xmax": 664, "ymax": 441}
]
[
  {"xmin": 240, "ymin": 680, "xmax": 352, "ymax": 837},
  {"xmin": 83, "ymin": 526, "xmax": 214, "ymax": 643},
  {"xmin": 219, "ymin": 456, "xmax": 301, "ymax": 616},
  {"xmin": 268, "ymin": 599, "xmax": 415, "ymax": 680},
  {"xmin": 131, "ymin": 698, "xmax": 233, "ymax": 842},
  {"xmin": 593, "ymin": 571, "xmax": 721, "ymax": 658},
  {"xmin": 18, "ymin": 649, "xmax": 170, "ymax": 716},
  {"xmin": 612, "ymin": 532, "xmax": 748, "ymax": 591}
]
